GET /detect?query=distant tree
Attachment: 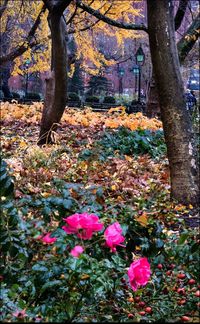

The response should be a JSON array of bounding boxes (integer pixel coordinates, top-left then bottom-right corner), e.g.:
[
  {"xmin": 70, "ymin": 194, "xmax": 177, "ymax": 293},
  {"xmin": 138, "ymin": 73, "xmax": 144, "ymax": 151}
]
[
  {"xmin": 87, "ymin": 75, "xmax": 110, "ymax": 96},
  {"xmin": 0, "ymin": 0, "xmax": 48, "ymax": 97},
  {"xmin": 68, "ymin": 61, "xmax": 84, "ymax": 95}
]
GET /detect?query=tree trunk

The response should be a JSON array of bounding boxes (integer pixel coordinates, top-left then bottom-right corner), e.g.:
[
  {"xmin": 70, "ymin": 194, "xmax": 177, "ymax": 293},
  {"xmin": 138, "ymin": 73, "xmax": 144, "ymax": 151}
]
[
  {"xmin": 146, "ymin": 72, "xmax": 160, "ymax": 118},
  {"xmin": 147, "ymin": 0, "xmax": 199, "ymax": 205},
  {"xmin": 146, "ymin": 5, "xmax": 199, "ymax": 119},
  {"xmin": 38, "ymin": 11, "xmax": 67, "ymax": 145}
]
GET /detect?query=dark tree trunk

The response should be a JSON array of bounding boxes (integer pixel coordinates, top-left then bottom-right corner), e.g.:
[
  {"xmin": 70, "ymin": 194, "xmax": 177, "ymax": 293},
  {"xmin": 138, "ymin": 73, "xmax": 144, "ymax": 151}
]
[
  {"xmin": 146, "ymin": 72, "xmax": 160, "ymax": 118},
  {"xmin": 38, "ymin": 11, "xmax": 67, "ymax": 145},
  {"xmin": 146, "ymin": 4, "xmax": 199, "ymax": 118},
  {"xmin": 147, "ymin": 0, "xmax": 199, "ymax": 205}
]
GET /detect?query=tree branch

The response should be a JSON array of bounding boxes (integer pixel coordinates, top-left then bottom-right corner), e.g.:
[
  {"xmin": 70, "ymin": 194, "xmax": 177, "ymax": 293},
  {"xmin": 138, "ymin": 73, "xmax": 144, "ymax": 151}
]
[
  {"xmin": 75, "ymin": 0, "xmax": 148, "ymax": 33},
  {"xmin": 66, "ymin": 3, "xmax": 78, "ymax": 25},
  {"xmin": 177, "ymin": 12, "xmax": 200, "ymax": 64},
  {"xmin": 42, "ymin": 0, "xmax": 52, "ymax": 11},
  {"xmin": 53, "ymin": 0, "xmax": 72, "ymax": 15},
  {"xmin": 174, "ymin": 0, "xmax": 189, "ymax": 31},
  {"xmin": 0, "ymin": 4, "xmax": 46, "ymax": 65},
  {"xmin": 69, "ymin": 2, "xmax": 113, "ymax": 34},
  {"xmin": 0, "ymin": 0, "xmax": 8, "ymax": 19}
]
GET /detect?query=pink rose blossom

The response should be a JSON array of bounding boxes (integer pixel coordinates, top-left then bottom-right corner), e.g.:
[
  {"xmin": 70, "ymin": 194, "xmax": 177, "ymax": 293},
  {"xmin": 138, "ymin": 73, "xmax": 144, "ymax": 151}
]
[
  {"xmin": 12, "ymin": 309, "xmax": 27, "ymax": 318},
  {"xmin": 35, "ymin": 234, "xmax": 43, "ymax": 240},
  {"xmin": 62, "ymin": 213, "xmax": 104, "ymax": 240},
  {"xmin": 128, "ymin": 257, "xmax": 151, "ymax": 291},
  {"xmin": 70, "ymin": 245, "xmax": 84, "ymax": 258},
  {"xmin": 41, "ymin": 232, "xmax": 57, "ymax": 244},
  {"xmin": 104, "ymin": 222, "xmax": 125, "ymax": 252}
]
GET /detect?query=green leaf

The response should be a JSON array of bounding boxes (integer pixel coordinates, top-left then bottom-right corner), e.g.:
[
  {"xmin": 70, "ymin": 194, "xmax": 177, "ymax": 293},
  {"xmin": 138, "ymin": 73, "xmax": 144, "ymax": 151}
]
[
  {"xmin": 41, "ymin": 280, "xmax": 62, "ymax": 293},
  {"xmin": 32, "ymin": 264, "xmax": 48, "ymax": 272},
  {"xmin": 178, "ymin": 233, "xmax": 189, "ymax": 245},
  {"xmin": 62, "ymin": 199, "xmax": 73, "ymax": 210},
  {"xmin": 65, "ymin": 304, "xmax": 74, "ymax": 319},
  {"xmin": 0, "ymin": 158, "xmax": 14, "ymax": 197},
  {"xmin": 156, "ymin": 238, "xmax": 164, "ymax": 248}
]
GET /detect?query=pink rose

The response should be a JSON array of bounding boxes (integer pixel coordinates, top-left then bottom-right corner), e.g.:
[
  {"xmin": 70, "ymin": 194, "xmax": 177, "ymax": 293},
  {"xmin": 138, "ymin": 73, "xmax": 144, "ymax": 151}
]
[
  {"xmin": 41, "ymin": 233, "xmax": 57, "ymax": 244},
  {"xmin": 62, "ymin": 213, "xmax": 104, "ymax": 240},
  {"xmin": 128, "ymin": 257, "xmax": 151, "ymax": 291},
  {"xmin": 104, "ymin": 222, "xmax": 125, "ymax": 252},
  {"xmin": 70, "ymin": 245, "xmax": 84, "ymax": 258},
  {"xmin": 34, "ymin": 234, "xmax": 43, "ymax": 240},
  {"xmin": 12, "ymin": 309, "xmax": 27, "ymax": 318}
]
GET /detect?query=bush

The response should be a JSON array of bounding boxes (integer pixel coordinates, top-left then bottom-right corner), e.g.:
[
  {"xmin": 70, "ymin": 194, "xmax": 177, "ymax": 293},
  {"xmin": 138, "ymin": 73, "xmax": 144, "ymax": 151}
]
[
  {"xmin": 85, "ymin": 96, "xmax": 99, "ymax": 103},
  {"xmin": 0, "ymin": 174, "xmax": 199, "ymax": 322},
  {"xmin": 79, "ymin": 128, "xmax": 166, "ymax": 162},
  {"xmin": 103, "ymin": 96, "xmax": 116, "ymax": 104},
  {"xmin": 0, "ymin": 156, "xmax": 14, "ymax": 198},
  {"xmin": 0, "ymin": 90, "xmax": 4, "ymax": 100},
  {"xmin": 68, "ymin": 92, "xmax": 80, "ymax": 101},
  {"xmin": 87, "ymin": 127, "xmax": 166, "ymax": 160},
  {"xmin": 11, "ymin": 92, "xmax": 21, "ymax": 99},
  {"xmin": 25, "ymin": 93, "xmax": 41, "ymax": 101}
]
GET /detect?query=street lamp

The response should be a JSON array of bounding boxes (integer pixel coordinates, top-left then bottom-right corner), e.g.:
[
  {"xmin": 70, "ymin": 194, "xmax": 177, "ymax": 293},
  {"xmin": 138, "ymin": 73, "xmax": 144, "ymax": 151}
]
[
  {"xmin": 24, "ymin": 59, "xmax": 31, "ymax": 99},
  {"xmin": 117, "ymin": 64, "xmax": 125, "ymax": 96},
  {"xmin": 130, "ymin": 64, "xmax": 139, "ymax": 99},
  {"xmin": 135, "ymin": 46, "xmax": 145, "ymax": 102}
]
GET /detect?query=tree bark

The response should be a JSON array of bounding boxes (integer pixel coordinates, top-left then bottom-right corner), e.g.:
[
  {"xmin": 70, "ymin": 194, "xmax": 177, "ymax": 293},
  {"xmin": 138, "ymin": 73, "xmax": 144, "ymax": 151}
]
[
  {"xmin": 146, "ymin": 4, "xmax": 199, "ymax": 118},
  {"xmin": 146, "ymin": 72, "xmax": 160, "ymax": 118},
  {"xmin": 147, "ymin": 0, "xmax": 199, "ymax": 205},
  {"xmin": 38, "ymin": 10, "xmax": 67, "ymax": 145}
]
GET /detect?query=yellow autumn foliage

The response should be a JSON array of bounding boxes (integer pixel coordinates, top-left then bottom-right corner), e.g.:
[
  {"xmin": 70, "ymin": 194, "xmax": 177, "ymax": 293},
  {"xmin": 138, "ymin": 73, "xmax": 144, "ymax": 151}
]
[
  {"xmin": 1, "ymin": 103, "xmax": 162, "ymax": 132},
  {"xmin": 3, "ymin": 0, "xmax": 144, "ymax": 77},
  {"xmin": 67, "ymin": 0, "xmax": 144, "ymax": 73},
  {"xmin": 2, "ymin": 0, "xmax": 50, "ymax": 76}
]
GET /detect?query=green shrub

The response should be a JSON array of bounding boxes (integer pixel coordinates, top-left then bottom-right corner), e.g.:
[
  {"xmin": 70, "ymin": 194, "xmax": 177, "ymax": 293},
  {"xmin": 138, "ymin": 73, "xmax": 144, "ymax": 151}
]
[
  {"xmin": 68, "ymin": 92, "xmax": 80, "ymax": 101},
  {"xmin": 99, "ymin": 127, "xmax": 167, "ymax": 159},
  {"xmin": 0, "ymin": 176, "xmax": 199, "ymax": 322},
  {"xmin": 11, "ymin": 92, "xmax": 21, "ymax": 99},
  {"xmin": 0, "ymin": 157, "xmax": 14, "ymax": 198},
  {"xmin": 103, "ymin": 96, "xmax": 116, "ymax": 104},
  {"xmin": 25, "ymin": 93, "xmax": 41, "ymax": 100},
  {"xmin": 85, "ymin": 96, "xmax": 99, "ymax": 103},
  {"xmin": 79, "ymin": 127, "xmax": 166, "ymax": 161}
]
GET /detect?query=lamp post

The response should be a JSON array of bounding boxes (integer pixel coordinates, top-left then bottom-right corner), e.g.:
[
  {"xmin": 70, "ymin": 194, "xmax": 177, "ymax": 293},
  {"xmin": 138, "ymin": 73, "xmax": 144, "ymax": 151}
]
[
  {"xmin": 24, "ymin": 59, "xmax": 31, "ymax": 99},
  {"xmin": 130, "ymin": 64, "xmax": 140, "ymax": 99},
  {"xmin": 135, "ymin": 46, "xmax": 145, "ymax": 103},
  {"xmin": 117, "ymin": 63, "xmax": 125, "ymax": 96}
]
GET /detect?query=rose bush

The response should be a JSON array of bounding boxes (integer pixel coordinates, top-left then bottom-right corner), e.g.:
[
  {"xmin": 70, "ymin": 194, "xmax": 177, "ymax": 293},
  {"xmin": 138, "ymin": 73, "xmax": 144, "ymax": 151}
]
[
  {"xmin": 104, "ymin": 222, "xmax": 125, "ymax": 252},
  {"xmin": 70, "ymin": 245, "xmax": 84, "ymax": 257},
  {"xmin": 41, "ymin": 232, "xmax": 57, "ymax": 244},
  {"xmin": 1, "ymin": 177, "xmax": 199, "ymax": 322},
  {"xmin": 128, "ymin": 257, "xmax": 151, "ymax": 291},
  {"xmin": 62, "ymin": 212, "xmax": 104, "ymax": 239}
]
